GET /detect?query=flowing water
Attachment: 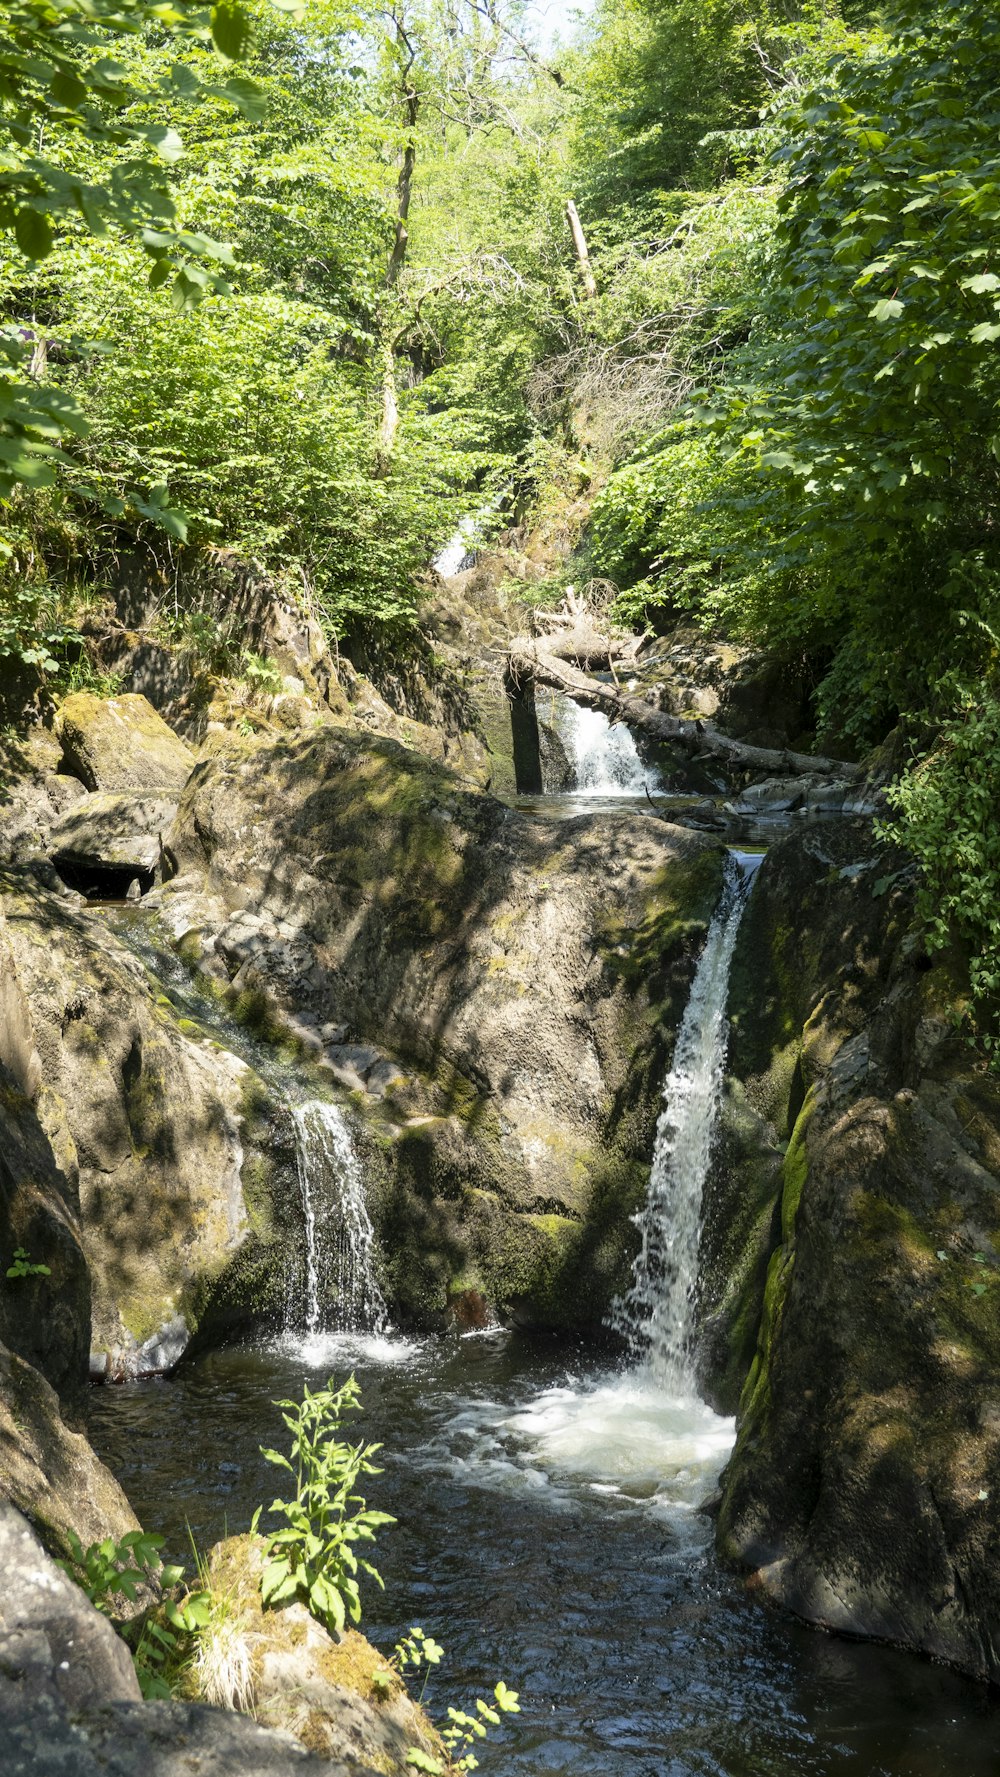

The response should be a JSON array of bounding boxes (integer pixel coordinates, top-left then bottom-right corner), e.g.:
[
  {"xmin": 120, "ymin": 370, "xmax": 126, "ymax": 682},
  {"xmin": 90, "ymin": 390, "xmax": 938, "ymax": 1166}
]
[
  {"xmin": 611, "ymin": 851, "xmax": 763, "ymax": 1388},
  {"xmin": 88, "ymin": 777, "xmax": 1000, "ymax": 1772},
  {"xmin": 290, "ymin": 1099, "xmax": 388, "ymax": 1336},
  {"xmin": 551, "ymin": 697, "xmax": 660, "ymax": 797}
]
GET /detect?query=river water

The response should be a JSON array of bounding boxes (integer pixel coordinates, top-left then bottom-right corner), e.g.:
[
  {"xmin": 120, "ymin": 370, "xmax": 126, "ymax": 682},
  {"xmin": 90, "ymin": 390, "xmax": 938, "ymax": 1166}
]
[
  {"xmin": 89, "ymin": 709, "xmax": 1000, "ymax": 1773},
  {"xmin": 90, "ymin": 1329, "xmax": 999, "ymax": 1776}
]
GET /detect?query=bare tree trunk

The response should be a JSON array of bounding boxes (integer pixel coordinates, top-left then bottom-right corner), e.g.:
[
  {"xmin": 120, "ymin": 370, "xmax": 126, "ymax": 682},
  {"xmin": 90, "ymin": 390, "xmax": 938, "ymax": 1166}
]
[
  {"xmin": 507, "ymin": 639, "xmax": 863, "ymax": 779},
  {"xmin": 565, "ymin": 199, "xmax": 597, "ymax": 301},
  {"xmin": 377, "ymin": 336, "xmax": 400, "ymax": 460},
  {"xmin": 376, "ymin": 11, "xmax": 420, "ymax": 472}
]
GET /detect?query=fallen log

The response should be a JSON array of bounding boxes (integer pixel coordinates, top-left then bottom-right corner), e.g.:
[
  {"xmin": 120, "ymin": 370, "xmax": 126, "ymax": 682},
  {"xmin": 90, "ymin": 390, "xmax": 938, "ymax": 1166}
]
[{"xmin": 507, "ymin": 639, "xmax": 864, "ymax": 780}]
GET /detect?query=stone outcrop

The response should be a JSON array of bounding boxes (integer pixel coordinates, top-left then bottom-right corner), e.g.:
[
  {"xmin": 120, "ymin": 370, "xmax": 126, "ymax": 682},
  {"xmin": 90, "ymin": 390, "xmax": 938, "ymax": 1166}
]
[
  {"xmin": 0, "ymin": 868, "xmax": 300, "ymax": 1376},
  {"xmin": 0, "ymin": 1505, "xmax": 372, "ymax": 1777},
  {"xmin": 158, "ymin": 725, "xmax": 725, "ymax": 1328},
  {"xmin": 55, "ymin": 691, "xmax": 195, "ymax": 793},
  {"xmin": 704, "ymin": 820, "xmax": 1000, "ymax": 1682}
]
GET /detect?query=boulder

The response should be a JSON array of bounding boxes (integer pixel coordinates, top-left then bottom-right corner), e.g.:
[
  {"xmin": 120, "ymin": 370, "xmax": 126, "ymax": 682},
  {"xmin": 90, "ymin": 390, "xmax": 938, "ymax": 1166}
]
[
  {"xmin": 48, "ymin": 792, "xmax": 178, "ymax": 886},
  {"xmin": 161, "ymin": 727, "xmax": 726, "ymax": 1329},
  {"xmin": 56, "ymin": 692, "xmax": 194, "ymax": 793},
  {"xmin": 0, "ymin": 1344, "xmax": 139, "ymax": 1554},
  {"xmin": 0, "ymin": 868, "xmax": 301, "ymax": 1374},
  {"xmin": 705, "ymin": 821, "xmax": 1000, "ymax": 1681},
  {"xmin": 0, "ymin": 1506, "xmax": 370, "ymax": 1777},
  {"xmin": 0, "ymin": 726, "xmax": 87, "ymax": 865}
]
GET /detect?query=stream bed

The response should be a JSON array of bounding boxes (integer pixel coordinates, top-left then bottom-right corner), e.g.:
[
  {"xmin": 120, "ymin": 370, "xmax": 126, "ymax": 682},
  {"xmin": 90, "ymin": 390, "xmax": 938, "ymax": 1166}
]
[{"xmin": 90, "ymin": 1329, "xmax": 1000, "ymax": 1777}]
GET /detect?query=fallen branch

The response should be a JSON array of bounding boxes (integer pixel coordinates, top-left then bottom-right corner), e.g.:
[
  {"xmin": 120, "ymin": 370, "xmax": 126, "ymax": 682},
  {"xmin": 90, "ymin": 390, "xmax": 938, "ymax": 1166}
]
[{"xmin": 507, "ymin": 639, "xmax": 864, "ymax": 780}]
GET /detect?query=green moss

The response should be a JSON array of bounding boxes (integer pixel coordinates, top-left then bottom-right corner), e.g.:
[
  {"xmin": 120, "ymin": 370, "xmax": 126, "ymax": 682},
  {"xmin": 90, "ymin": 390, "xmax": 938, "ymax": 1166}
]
[{"xmin": 780, "ymin": 1090, "xmax": 816, "ymax": 1245}]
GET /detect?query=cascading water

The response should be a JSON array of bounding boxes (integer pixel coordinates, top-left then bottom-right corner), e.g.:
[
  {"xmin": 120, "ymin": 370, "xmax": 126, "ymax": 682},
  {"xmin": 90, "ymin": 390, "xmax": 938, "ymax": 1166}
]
[
  {"xmin": 552, "ymin": 696, "xmax": 660, "ymax": 796},
  {"xmin": 501, "ymin": 848, "xmax": 762, "ymax": 1520},
  {"xmin": 290, "ymin": 1100, "xmax": 388, "ymax": 1337},
  {"xmin": 609, "ymin": 847, "xmax": 763, "ymax": 1387}
]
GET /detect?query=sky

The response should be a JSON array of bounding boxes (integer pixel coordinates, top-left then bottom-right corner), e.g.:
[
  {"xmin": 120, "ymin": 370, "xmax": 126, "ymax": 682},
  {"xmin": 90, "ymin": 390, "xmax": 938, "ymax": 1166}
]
[{"xmin": 526, "ymin": 0, "xmax": 595, "ymax": 52}]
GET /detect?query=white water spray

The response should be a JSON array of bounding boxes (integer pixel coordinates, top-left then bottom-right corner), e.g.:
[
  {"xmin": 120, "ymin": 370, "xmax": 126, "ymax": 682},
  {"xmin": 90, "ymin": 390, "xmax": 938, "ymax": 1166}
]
[
  {"xmin": 554, "ymin": 698, "xmax": 660, "ymax": 796},
  {"xmin": 610, "ymin": 849, "xmax": 763, "ymax": 1389},
  {"xmin": 290, "ymin": 1101, "xmax": 388, "ymax": 1336}
]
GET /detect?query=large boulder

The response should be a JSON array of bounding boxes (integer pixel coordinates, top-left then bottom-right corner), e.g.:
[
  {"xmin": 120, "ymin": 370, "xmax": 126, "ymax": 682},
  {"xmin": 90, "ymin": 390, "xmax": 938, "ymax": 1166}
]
[
  {"xmin": 161, "ymin": 727, "xmax": 726, "ymax": 1329},
  {"xmin": 0, "ymin": 1505, "xmax": 372, "ymax": 1777},
  {"xmin": 0, "ymin": 868, "xmax": 301, "ymax": 1375},
  {"xmin": 706, "ymin": 821, "xmax": 1000, "ymax": 1681},
  {"xmin": 48, "ymin": 791, "xmax": 178, "ymax": 893},
  {"xmin": 0, "ymin": 1344, "xmax": 139, "ymax": 1555},
  {"xmin": 56, "ymin": 691, "xmax": 194, "ymax": 793}
]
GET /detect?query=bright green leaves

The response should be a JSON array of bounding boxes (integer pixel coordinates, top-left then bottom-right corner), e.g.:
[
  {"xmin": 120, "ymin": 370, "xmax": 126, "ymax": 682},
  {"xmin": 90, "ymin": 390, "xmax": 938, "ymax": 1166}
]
[
  {"xmin": 210, "ymin": 0, "xmax": 251, "ymax": 61},
  {"xmin": 870, "ymin": 297, "xmax": 904, "ymax": 320},
  {"xmin": 253, "ymin": 1375, "xmax": 395, "ymax": 1641}
]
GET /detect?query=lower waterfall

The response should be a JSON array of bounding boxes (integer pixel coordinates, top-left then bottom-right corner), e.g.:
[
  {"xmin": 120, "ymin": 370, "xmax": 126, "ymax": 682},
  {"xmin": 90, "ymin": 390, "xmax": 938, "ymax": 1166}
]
[{"xmin": 290, "ymin": 1100, "xmax": 388, "ymax": 1336}]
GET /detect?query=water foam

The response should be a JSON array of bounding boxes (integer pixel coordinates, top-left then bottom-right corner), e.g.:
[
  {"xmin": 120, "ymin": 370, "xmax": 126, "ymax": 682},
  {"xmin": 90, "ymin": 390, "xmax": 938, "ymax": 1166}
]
[{"xmin": 554, "ymin": 699, "xmax": 659, "ymax": 796}]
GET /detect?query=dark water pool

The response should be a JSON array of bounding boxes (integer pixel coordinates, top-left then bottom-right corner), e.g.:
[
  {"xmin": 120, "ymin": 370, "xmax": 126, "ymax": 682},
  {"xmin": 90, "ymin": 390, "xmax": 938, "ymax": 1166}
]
[{"xmin": 89, "ymin": 1329, "xmax": 999, "ymax": 1777}]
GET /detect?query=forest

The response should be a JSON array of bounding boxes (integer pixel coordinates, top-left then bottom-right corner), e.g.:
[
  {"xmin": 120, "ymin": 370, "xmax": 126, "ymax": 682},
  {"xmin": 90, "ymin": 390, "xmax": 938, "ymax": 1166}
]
[{"xmin": 3, "ymin": 0, "xmax": 1000, "ymax": 1773}]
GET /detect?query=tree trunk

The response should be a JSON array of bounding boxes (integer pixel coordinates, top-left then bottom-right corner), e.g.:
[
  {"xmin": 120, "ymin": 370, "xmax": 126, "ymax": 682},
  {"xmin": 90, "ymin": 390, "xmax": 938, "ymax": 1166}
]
[
  {"xmin": 565, "ymin": 199, "xmax": 597, "ymax": 301},
  {"xmin": 507, "ymin": 639, "xmax": 863, "ymax": 780}
]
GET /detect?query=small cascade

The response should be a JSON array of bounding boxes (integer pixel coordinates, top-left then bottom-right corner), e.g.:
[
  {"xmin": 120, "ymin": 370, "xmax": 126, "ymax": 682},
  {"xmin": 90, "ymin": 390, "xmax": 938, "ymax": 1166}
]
[
  {"xmin": 553, "ymin": 697, "xmax": 660, "ymax": 796},
  {"xmin": 610, "ymin": 849, "xmax": 763, "ymax": 1389},
  {"xmin": 290, "ymin": 1101, "xmax": 388, "ymax": 1336}
]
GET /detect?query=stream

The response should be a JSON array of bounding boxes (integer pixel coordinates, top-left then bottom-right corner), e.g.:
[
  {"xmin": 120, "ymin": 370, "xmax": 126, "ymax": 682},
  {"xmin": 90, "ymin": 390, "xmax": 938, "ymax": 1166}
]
[{"xmin": 88, "ymin": 702, "xmax": 1000, "ymax": 1775}]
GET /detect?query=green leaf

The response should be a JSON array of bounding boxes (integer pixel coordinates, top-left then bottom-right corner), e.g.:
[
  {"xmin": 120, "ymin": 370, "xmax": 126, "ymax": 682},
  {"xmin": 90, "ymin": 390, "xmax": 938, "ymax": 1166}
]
[
  {"xmin": 210, "ymin": 1, "xmax": 251, "ymax": 60},
  {"xmin": 13, "ymin": 207, "xmax": 53, "ymax": 259},
  {"xmin": 870, "ymin": 298, "xmax": 904, "ymax": 321}
]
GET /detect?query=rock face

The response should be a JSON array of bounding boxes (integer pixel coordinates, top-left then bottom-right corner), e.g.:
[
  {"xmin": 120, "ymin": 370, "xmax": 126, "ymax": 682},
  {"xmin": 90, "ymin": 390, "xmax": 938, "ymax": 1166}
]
[
  {"xmin": 0, "ymin": 867, "xmax": 300, "ymax": 1376},
  {"xmin": 161, "ymin": 727, "xmax": 725, "ymax": 1327},
  {"xmin": 705, "ymin": 821, "xmax": 1000, "ymax": 1681},
  {"xmin": 56, "ymin": 691, "xmax": 195, "ymax": 793},
  {"xmin": 0, "ymin": 1342, "xmax": 139, "ymax": 1552},
  {"xmin": 0, "ymin": 1505, "xmax": 371, "ymax": 1777}
]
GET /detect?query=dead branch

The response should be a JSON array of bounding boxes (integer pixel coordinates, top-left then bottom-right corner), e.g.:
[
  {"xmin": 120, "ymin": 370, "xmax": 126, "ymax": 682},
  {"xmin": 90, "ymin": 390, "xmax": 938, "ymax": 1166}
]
[{"xmin": 507, "ymin": 638, "xmax": 864, "ymax": 779}]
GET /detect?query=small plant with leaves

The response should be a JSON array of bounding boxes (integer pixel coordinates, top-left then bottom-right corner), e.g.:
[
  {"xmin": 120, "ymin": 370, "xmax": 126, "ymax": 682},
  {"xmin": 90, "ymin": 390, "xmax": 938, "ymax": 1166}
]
[
  {"xmin": 405, "ymin": 1680, "xmax": 521, "ymax": 1775},
  {"xmin": 6, "ymin": 1247, "xmax": 50, "ymax": 1279},
  {"xmin": 252, "ymin": 1374, "xmax": 395, "ymax": 1636},
  {"xmin": 58, "ymin": 1527, "xmax": 212, "ymax": 1699},
  {"xmin": 372, "ymin": 1624, "xmax": 444, "ymax": 1701}
]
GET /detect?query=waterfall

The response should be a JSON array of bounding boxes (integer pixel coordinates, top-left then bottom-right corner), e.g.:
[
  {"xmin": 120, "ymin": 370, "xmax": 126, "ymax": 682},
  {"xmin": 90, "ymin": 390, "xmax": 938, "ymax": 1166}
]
[
  {"xmin": 553, "ymin": 697, "xmax": 659, "ymax": 796},
  {"xmin": 290, "ymin": 1101, "xmax": 388, "ymax": 1336},
  {"xmin": 610, "ymin": 849, "xmax": 762, "ymax": 1391}
]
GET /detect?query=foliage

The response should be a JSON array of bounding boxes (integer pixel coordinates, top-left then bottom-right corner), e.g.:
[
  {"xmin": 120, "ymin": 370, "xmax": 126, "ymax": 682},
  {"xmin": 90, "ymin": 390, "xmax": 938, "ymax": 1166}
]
[
  {"xmin": 881, "ymin": 685, "xmax": 1000, "ymax": 1056},
  {"xmin": 372, "ymin": 1623, "xmax": 444, "ymax": 1702},
  {"xmin": 57, "ymin": 1526, "xmax": 212, "ymax": 1698},
  {"xmin": 5, "ymin": 1246, "xmax": 50, "ymax": 1277},
  {"xmin": 252, "ymin": 1373, "xmax": 394, "ymax": 1636},
  {"xmin": 405, "ymin": 1678, "xmax": 521, "ymax": 1775}
]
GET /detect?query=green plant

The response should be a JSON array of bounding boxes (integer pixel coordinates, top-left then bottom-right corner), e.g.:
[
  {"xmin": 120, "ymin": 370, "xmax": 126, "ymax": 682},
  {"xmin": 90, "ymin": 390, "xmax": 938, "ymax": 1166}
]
[
  {"xmin": 58, "ymin": 1526, "xmax": 212, "ymax": 1699},
  {"xmin": 252, "ymin": 1374, "xmax": 395, "ymax": 1635},
  {"xmin": 405, "ymin": 1679, "xmax": 521, "ymax": 1775},
  {"xmin": 373, "ymin": 1624, "xmax": 444, "ymax": 1702},
  {"xmin": 5, "ymin": 1247, "xmax": 50, "ymax": 1278}
]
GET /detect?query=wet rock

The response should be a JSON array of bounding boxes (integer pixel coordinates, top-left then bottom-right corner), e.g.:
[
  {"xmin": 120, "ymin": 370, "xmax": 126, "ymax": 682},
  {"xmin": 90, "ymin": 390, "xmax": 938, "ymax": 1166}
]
[
  {"xmin": 161, "ymin": 726, "xmax": 726, "ymax": 1329},
  {"xmin": 707, "ymin": 819, "xmax": 1000, "ymax": 1683},
  {"xmin": 0, "ymin": 868, "xmax": 300, "ymax": 1374},
  {"xmin": 55, "ymin": 691, "xmax": 195, "ymax": 793},
  {"xmin": 0, "ymin": 1344, "xmax": 139, "ymax": 1553}
]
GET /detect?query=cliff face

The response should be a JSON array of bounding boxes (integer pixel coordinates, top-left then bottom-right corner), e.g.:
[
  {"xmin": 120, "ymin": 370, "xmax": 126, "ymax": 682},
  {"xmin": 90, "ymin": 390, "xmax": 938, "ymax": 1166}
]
[{"xmin": 703, "ymin": 821, "xmax": 1000, "ymax": 1681}]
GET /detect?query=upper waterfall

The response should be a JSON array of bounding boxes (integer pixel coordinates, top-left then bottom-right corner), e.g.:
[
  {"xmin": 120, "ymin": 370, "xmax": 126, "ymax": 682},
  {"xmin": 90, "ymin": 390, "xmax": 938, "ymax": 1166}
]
[
  {"xmin": 551, "ymin": 696, "xmax": 661, "ymax": 796},
  {"xmin": 610, "ymin": 849, "xmax": 763, "ymax": 1390}
]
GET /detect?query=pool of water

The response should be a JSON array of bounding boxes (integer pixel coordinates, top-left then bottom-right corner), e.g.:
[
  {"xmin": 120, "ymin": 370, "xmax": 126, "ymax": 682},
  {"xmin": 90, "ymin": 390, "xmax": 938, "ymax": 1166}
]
[{"xmin": 89, "ymin": 1329, "xmax": 999, "ymax": 1776}]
